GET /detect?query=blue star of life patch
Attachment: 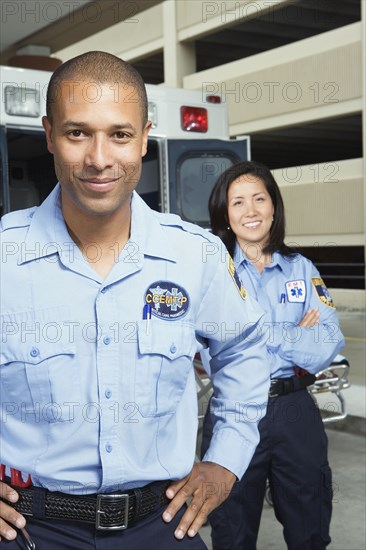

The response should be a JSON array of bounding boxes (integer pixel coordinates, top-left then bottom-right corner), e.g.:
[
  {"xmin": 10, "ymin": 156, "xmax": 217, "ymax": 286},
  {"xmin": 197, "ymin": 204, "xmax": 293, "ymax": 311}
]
[
  {"xmin": 144, "ymin": 281, "xmax": 190, "ymax": 320},
  {"xmin": 285, "ymin": 279, "xmax": 306, "ymax": 303},
  {"xmin": 312, "ymin": 277, "xmax": 335, "ymax": 308}
]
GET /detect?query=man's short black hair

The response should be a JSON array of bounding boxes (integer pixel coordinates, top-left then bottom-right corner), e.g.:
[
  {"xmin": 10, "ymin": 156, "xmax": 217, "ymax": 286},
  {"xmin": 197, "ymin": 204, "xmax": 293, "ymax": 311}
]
[{"xmin": 46, "ymin": 51, "xmax": 148, "ymax": 126}]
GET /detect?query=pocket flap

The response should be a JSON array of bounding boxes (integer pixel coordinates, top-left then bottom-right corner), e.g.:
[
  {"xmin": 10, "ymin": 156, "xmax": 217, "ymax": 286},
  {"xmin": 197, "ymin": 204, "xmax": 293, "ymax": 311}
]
[
  {"xmin": 1, "ymin": 312, "xmax": 76, "ymax": 365},
  {"xmin": 137, "ymin": 321, "xmax": 196, "ymax": 360}
]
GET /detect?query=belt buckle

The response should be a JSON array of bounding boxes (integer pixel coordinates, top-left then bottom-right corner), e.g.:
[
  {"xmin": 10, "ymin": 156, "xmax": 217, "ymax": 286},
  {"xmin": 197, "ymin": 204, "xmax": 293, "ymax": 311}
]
[
  {"xmin": 269, "ymin": 380, "xmax": 280, "ymax": 398},
  {"xmin": 96, "ymin": 493, "xmax": 130, "ymax": 530}
]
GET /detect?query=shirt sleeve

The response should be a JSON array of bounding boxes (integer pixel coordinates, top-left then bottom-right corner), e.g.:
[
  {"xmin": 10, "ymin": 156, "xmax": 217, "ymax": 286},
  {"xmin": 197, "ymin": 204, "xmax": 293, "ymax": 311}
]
[
  {"xmin": 267, "ymin": 262, "xmax": 345, "ymax": 374},
  {"xmin": 199, "ymin": 348, "xmax": 211, "ymax": 375},
  {"xmin": 196, "ymin": 254, "xmax": 270, "ymax": 480}
]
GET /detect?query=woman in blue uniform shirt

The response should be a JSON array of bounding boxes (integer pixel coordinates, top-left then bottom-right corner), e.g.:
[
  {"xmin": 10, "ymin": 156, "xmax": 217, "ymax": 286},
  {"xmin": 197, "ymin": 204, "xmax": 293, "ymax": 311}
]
[{"xmin": 201, "ymin": 161, "xmax": 345, "ymax": 550}]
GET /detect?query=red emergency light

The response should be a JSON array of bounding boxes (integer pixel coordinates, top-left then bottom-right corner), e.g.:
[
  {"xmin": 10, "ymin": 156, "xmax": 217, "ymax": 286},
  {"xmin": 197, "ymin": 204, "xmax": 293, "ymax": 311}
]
[
  {"xmin": 206, "ymin": 95, "xmax": 221, "ymax": 103},
  {"xmin": 181, "ymin": 106, "xmax": 208, "ymax": 133}
]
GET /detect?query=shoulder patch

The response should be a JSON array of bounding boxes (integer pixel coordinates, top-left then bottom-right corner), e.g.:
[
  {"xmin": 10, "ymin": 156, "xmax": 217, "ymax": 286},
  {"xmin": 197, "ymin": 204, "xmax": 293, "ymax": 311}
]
[
  {"xmin": 228, "ymin": 256, "xmax": 247, "ymax": 300},
  {"xmin": 312, "ymin": 277, "xmax": 335, "ymax": 308}
]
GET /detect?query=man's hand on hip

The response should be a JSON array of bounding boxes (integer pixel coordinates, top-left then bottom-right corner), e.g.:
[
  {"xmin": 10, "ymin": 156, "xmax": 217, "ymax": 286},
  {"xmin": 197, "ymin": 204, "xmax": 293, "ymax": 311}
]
[
  {"xmin": 163, "ymin": 462, "xmax": 236, "ymax": 540},
  {"xmin": 0, "ymin": 481, "xmax": 26, "ymax": 541}
]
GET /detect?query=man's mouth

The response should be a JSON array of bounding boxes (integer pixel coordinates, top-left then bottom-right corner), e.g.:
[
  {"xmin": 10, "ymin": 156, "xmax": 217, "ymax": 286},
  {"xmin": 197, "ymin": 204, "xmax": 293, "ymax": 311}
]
[
  {"xmin": 80, "ymin": 178, "xmax": 118, "ymax": 184},
  {"xmin": 78, "ymin": 177, "xmax": 120, "ymax": 192}
]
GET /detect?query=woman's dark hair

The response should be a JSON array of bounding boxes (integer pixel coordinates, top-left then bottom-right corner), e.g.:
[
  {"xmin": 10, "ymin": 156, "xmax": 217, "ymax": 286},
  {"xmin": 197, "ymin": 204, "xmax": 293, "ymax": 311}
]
[{"xmin": 209, "ymin": 160, "xmax": 294, "ymax": 258}]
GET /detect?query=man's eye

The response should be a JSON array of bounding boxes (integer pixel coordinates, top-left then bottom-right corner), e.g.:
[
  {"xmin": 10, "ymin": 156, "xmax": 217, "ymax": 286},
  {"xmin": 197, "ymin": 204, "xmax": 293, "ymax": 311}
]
[
  {"xmin": 115, "ymin": 132, "xmax": 127, "ymax": 139},
  {"xmin": 70, "ymin": 130, "xmax": 82, "ymax": 137}
]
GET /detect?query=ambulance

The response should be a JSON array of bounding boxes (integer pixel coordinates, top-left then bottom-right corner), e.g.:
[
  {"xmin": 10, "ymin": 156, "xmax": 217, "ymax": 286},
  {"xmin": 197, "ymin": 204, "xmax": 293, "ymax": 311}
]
[{"xmin": 0, "ymin": 64, "xmax": 249, "ymax": 222}]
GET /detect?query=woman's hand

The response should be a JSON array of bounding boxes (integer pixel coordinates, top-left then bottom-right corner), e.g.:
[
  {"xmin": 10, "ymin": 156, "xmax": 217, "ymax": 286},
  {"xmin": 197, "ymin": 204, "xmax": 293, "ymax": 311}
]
[{"xmin": 298, "ymin": 307, "xmax": 320, "ymax": 328}]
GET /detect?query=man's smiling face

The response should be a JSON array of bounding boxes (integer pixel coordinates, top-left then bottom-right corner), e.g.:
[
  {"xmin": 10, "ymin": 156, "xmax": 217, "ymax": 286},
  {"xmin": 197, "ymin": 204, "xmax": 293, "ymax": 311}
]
[{"xmin": 42, "ymin": 81, "xmax": 151, "ymax": 220}]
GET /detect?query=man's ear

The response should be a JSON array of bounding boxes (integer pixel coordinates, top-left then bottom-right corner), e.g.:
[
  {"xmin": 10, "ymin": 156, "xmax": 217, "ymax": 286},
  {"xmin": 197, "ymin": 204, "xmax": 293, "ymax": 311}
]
[
  {"xmin": 42, "ymin": 116, "xmax": 54, "ymax": 154},
  {"xmin": 141, "ymin": 120, "xmax": 152, "ymax": 158}
]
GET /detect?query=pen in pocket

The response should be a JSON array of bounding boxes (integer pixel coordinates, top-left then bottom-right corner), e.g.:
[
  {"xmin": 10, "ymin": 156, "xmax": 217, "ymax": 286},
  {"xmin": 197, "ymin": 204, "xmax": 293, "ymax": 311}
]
[
  {"xmin": 143, "ymin": 304, "xmax": 152, "ymax": 334},
  {"xmin": 280, "ymin": 293, "xmax": 286, "ymax": 304}
]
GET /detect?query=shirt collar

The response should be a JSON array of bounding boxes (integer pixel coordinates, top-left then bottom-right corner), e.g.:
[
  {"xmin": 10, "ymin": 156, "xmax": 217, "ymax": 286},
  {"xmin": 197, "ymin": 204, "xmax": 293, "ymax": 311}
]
[
  {"xmin": 19, "ymin": 184, "xmax": 64, "ymax": 264},
  {"xmin": 272, "ymin": 251, "xmax": 294, "ymax": 277},
  {"xmin": 20, "ymin": 185, "xmax": 177, "ymax": 265},
  {"xmin": 233, "ymin": 242, "xmax": 293, "ymax": 277},
  {"xmin": 129, "ymin": 191, "xmax": 177, "ymax": 263}
]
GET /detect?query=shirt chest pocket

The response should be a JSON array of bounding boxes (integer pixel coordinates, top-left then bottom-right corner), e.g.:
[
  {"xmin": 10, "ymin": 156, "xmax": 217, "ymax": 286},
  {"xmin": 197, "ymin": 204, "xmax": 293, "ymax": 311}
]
[
  {"xmin": 273, "ymin": 302, "xmax": 305, "ymax": 324},
  {"xmin": 1, "ymin": 328, "xmax": 77, "ymax": 423},
  {"xmin": 135, "ymin": 321, "xmax": 196, "ymax": 417}
]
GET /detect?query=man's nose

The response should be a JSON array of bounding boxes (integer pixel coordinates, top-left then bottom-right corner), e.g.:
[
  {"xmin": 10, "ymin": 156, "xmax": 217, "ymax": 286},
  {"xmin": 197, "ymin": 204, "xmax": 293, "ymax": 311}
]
[{"xmin": 84, "ymin": 137, "xmax": 113, "ymax": 171}]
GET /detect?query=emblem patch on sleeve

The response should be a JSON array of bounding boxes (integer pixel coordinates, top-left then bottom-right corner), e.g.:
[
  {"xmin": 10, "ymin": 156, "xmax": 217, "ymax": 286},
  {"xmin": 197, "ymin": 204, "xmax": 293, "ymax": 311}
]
[
  {"xmin": 228, "ymin": 257, "xmax": 247, "ymax": 300},
  {"xmin": 145, "ymin": 281, "xmax": 190, "ymax": 319},
  {"xmin": 285, "ymin": 280, "xmax": 306, "ymax": 303},
  {"xmin": 312, "ymin": 277, "xmax": 335, "ymax": 308}
]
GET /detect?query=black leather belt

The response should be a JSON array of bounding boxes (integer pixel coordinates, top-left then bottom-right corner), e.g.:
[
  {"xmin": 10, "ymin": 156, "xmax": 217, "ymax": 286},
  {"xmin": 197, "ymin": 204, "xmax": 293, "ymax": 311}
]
[
  {"xmin": 269, "ymin": 373, "xmax": 316, "ymax": 398},
  {"xmin": 6, "ymin": 479, "xmax": 170, "ymax": 531}
]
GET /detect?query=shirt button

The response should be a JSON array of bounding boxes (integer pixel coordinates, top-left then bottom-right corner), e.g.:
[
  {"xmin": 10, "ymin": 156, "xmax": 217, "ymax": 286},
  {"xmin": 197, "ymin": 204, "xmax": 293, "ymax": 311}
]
[
  {"xmin": 105, "ymin": 389, "xmax": 112, "ymax": 399},
  {"xmin": 30, "ymin": 347, "xmax": 40, "ymax": 358},
  {"xmin": 103, "ymin": 336, "xmax": 111, "ymax": 345},
  {"xmin": 106, "ymin": 443, "xmax": 113, "ymax": 453},
  {"xmin": 170, "ymin": 343, "xmax": 177, "ymax": 354}
]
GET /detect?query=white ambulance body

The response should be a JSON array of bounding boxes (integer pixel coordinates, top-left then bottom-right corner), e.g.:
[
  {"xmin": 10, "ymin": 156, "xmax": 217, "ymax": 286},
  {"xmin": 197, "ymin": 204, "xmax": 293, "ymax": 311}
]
[{"xmin": 0, "ymin": 65, "xmax": 250, "ymax": 226}]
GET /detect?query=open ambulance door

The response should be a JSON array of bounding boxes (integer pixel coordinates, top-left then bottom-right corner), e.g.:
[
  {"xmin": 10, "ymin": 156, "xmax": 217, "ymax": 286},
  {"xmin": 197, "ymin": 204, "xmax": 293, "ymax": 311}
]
[
  {"xmin": 167, "ymin": 137, "xmax": 250, "ymax": 228},
  {"xmin": 0, "ymin": 126, "xmax": 10, "ymax": 215},
  {"xmin": 0, "ymin": 125, "xmax": 56, "ymax": 216}
]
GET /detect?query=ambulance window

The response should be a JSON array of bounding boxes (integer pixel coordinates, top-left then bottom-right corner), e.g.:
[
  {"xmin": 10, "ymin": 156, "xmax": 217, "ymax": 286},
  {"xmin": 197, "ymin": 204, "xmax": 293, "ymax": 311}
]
[
  {"xmin": 178, "ymin": 155, "xmax": 234, "ymax": 225},
  {"xmin": 139, "ymin": 139, "xmax": 161, "ymax": 211},
  {"xmin": 0, "ymin": 126, "xmax": 9, "ymax": 215},
  {"xmin": 7, "ymin": 129, "xmax": 57, "ymax": 212}
]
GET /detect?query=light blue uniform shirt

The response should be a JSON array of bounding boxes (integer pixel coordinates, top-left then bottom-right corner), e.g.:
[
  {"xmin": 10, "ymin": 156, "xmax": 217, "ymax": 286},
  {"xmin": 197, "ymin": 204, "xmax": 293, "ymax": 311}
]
[
  {"xmin": 0, "ymin": 186, "xmax": 270, "ymax": 494},
  {"xmin": 233, "ymin": 244, "xmax": 345, "ymax": 379}
]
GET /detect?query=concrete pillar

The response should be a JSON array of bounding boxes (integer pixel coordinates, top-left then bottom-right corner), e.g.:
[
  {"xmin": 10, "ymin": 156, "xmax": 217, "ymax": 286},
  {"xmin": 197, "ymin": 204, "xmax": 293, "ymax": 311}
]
[{"xmin": 162, "ymin": 0, "xmax": 196, "ymax": 87}]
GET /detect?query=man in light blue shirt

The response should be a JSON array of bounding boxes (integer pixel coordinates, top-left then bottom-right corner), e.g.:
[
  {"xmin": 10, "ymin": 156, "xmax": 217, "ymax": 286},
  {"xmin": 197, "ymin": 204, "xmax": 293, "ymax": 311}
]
[{"xmin": 0, "ymin": 52, "xmax": 269, "ymax": 549}]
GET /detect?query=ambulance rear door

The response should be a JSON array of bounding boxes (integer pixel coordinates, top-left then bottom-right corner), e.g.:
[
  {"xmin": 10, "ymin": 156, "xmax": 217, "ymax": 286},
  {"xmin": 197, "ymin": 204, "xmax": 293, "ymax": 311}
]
[
  {"xmin": 0, "ymin": 125, "xmax": 10, "ymax": 214},
  {"xmin": 166, "ymin": 137, "xmax": 250, "ymax": 228},
  {"xmin": 0, "ymin": 65, "xmax": 56, "ymax": 216}
]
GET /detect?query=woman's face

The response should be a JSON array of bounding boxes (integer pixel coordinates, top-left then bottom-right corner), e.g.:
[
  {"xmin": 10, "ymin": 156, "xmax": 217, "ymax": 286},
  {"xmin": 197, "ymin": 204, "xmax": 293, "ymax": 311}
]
[{"xmin": 227, "ymin": 174, "xmax": 275, "ymax": 252}]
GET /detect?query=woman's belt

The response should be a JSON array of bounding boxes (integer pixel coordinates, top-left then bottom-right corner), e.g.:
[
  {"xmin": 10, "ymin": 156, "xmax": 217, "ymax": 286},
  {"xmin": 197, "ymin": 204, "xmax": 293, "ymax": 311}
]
[{"xmin": 269, "ymin": 373, "xmax": 316, "ymax": 398}]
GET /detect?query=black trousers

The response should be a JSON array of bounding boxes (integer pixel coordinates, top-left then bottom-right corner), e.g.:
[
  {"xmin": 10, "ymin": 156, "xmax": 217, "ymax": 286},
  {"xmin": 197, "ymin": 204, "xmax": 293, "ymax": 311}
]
[
  {"xmin": 201, "ymin": 390, "xmax": 332, "ymax": 550},
  {"xmin": 2, "ymin": 504, "xmax": 207, "ymax": 549}
]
